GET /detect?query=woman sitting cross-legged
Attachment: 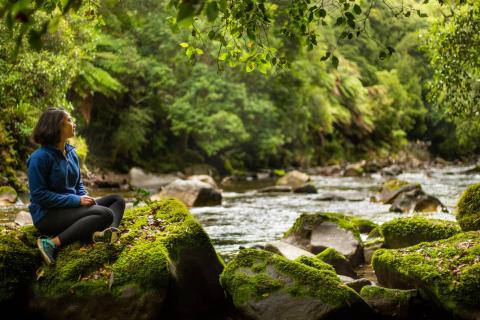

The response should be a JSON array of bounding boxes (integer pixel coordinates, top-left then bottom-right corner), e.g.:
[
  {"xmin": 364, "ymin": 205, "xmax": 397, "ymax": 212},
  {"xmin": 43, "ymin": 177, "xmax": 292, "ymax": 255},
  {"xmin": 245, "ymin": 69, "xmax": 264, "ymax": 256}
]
[{"xmin": 27, "ymin": 108, "xmax": 125, "ymax": 265}]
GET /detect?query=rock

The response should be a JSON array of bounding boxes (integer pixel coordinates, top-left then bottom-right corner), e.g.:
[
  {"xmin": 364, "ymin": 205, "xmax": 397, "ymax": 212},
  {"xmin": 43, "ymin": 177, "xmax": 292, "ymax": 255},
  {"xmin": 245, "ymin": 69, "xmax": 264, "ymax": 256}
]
[
  {"xmin": 221, "ymin": 249, "xmax": 373, "ymax": 320},
  {"xmin": 457, "ymin": 183, "xmax": 480, "ymax": 231},
  {"xmin": 264, "ymin": 241, "xmax": 315, "ymax": 260},
  {"xmin": 4, "ymin": 199, "xmax": 227, "ymax": 319},
  {"xmin": 183, "ymin": 164, "xmax": 218, "ymax": 178},
  {"xmin": 381, "ymin": 217, "xmax": 461, "ymax": 249},
  {"xmin": 363, "ymin": 162, "xmax": 380, "ymax": 174},
  {"xmin": 389, "ymin": 189, "xmax": 445, "ymax": 213},
  {"xmin": 276, "ymin": 170, "xmax": 310, "ymax": 188},
  {"xmin": 345, "ymin": 278, "xmax": 372, "ymax": 293},
  {"xmin": 360, "ymin": 286, "xmax": 428, "ymax": 320},
  {"xmin": 0, "ymin": 186, "xmax": 17, "ymax": 205},
  {"xmin": 293, "ymin": 183, "xmax": 317, "ymax": 194},
  {"xmin": 316, "ymin": 248, "xmax": 357, "ymax": 278},
  {"xmin": 255, "ymin": 171, "xmax": 272, "ymax": 181},
  {"xmin": 380, "ymin": 165, "xmax": 403, "ymax": 177},
  {"xmin": 257, "ymin": 186, "xmax": 292, "ymax": 193},
  {"xmin": 186, "ymin": 175, "xmax": 219, "ymax": 190},
  {"xmin": 155, "ymin": 179, "xmax": 222, "ymax": 207},
  {"xmin": 88, "ymin": 171, "xmax": 129, "ymax": 189},
  {"xmin": 129, "ymin": 167, "xmax": 181, "ymax": 190},
  {"xmin": 343, "ymin": 163, "xmax": 364, "ymax": 177},
  {"xmin": 375, "ymin": 179, "xmax": 420, "ymax": 204},
  {"xmin": 372, "ymin": 231, "xmax": 480, "ymax": 319},
  {"xmin": 14, "ymin": 211, "xmax": 33, "ymax": 226},
  {"xmin": 311, "ymin": 165, "xmax": 342, "ymax": 176},
  {"xmin": 317, "ymin": 193, "xmax": 348, "ymax": 201},
  {"xmin": 363, "ymin": 238, "xmax": 384, "ymax": 264},
  {"xmin": 350, "ymin": 218, "xmax": 378, "ymax": 234},
  {"xmin": 283, "ymin": 213, "xmax": 364, "ymax": 267}
]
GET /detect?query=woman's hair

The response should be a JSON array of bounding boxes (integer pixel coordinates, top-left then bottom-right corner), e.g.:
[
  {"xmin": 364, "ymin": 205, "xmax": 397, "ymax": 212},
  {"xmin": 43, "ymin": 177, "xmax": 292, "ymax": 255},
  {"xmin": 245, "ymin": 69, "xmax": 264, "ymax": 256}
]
[{"xmin": 32, "ymin": 108, "xmax": 67, "ymax": 146}]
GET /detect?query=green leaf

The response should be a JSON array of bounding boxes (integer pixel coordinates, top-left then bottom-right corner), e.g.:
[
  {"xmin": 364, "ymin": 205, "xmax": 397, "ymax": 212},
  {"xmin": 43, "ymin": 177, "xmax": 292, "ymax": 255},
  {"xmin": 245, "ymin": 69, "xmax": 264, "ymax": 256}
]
[
  {"xmin": 353, "ymin": 4, "xmax": 362, "ymax": 14},
  {"xmin": 331, "ymin": 55, "xmax": 339, "ymax": 68},
  {"xmin": 206, "ymin": 1, "xmax": 219, "ymax": 22},
  {"xmin": 317, "ymin": 8, "xmax": 326, "ymax": 18},
  {"xmin": 177, "ymin": 2, "xmax": 195, "ymax": 26},
  {"xmin": 246, "ymin": 61, "xmax": 256, "ymax": 72},
  {"xmin": 195, "ymin": 48, "xmax": 204, "ymax": 55},
  {"xmin": 320, "ymin": 51, "xmax": 331, "ymax": 61},
  {"xmin": 179, "ymin": 42, "xmax": 189, "ymax": 48}
]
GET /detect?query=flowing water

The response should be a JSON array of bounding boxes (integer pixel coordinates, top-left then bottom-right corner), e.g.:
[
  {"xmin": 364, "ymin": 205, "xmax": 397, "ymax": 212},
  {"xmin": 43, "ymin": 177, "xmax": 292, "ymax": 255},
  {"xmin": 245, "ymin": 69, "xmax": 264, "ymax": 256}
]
[{"xmin": 2, "ymin": 165, "xmax": 479, "ymax": 263}]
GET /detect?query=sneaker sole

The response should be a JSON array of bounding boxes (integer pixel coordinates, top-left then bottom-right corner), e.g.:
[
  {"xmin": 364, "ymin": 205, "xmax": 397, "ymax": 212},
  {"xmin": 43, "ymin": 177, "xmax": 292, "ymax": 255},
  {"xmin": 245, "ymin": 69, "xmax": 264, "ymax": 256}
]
[
  {"xmin": 37, "ymin": 239, "xmax": 54, "ymax": 265},
  {"xmin": 93, "ymin": 228, "xmax": 120, "ymax": 244}
]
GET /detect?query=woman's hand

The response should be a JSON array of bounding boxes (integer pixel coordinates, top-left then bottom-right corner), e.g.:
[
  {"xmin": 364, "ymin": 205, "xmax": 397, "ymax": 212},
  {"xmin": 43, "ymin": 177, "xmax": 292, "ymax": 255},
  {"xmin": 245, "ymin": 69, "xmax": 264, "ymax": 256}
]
[{"xmin": 80, "ymin": 196, "xmax": 96, "ymax": 206}]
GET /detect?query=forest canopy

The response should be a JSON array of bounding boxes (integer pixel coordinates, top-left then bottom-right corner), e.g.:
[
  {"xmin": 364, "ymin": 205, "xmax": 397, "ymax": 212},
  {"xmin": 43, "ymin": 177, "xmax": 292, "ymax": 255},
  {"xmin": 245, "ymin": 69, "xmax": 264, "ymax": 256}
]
[{"xmin": 0, "ymin": 0, "xmax": 479, "ymax": 189}]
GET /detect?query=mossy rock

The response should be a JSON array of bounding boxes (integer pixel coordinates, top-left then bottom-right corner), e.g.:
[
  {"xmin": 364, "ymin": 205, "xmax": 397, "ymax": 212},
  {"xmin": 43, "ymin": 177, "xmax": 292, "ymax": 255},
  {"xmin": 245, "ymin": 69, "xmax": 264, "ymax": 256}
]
[
  {"xmin": 376, "ymin": 179, "xmax": 421, "ymax": 204},
  {"xmin": 372, "ymin": 231, "xmax": 480, "ymax": 319},
  {"xmin": 381, "ymin": 217, "xmax": 461, "ymax": 249},
  {"xmin": 359, "ymin": 285, "xmax": 434, "ymax": 319},
  {"xmin": 457, "ymin": 183, "xmax": 480, "ymax": 231},
  {"xmin": 283, "ymin": 212, "xmax": 364, "ymax": 266},
  {"xmin": 0, "ymin": 199, "xmax": 226, "ymax": 319},
  {"xmin": 316, "ymin": 248, "xmax": 357, "ymax": 279},
  {"xmin": 221, "ymin": 249, "xmax": 373, "ymax": 320},
  {"xmin": 350, "ymin": 217, "xmax": 378, "ymax": 234},
  {"xmin": 0, "ymin": 185, "xmax": 17, "ymax": 204},
  {"xmin": 0, "ymin": 226, "xmax": 41, "ymax": 303}
]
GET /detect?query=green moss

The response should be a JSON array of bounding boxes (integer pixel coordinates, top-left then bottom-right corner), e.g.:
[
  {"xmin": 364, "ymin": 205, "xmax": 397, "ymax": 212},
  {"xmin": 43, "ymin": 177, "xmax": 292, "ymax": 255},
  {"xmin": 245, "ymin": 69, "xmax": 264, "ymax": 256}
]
[
  {"xmin": 360, "ymin": 285, "xmax": 415, "ymax": 303},
  {"xmin": 38, "ymin": 242, "xmax": 121, "ymax": 296},
  {"xmin": 284, "ymin": 212, "xmax": 361, "ymax": 241},
  {"xmin": 112, "ymin": 239, "xmax": 170, "ymax": 290},
  {"xmin": 383, "ymin": 179, "xmax": 410, "ymax": 191},
  {"xmin": 350, "ymin": 218, "xmax": 378, "ymax": 234},
  {"xmin": 0, "ymin": 185, "xmax": 16, "ymax": 196},
  {"xmin": 294, "ymin": 255, "xmax": 336, "ymax": 273},
  {"xmin": 316, "ymin": 248, "xmax": 349, "ymax": 264},
  {"xmin": 381, "ymin": 217, "xmax": 461, "ymax": 248},
  {"xmin": 0, "ymin": 228, "xmax": 40, "ymax": 302},
  {"xmin": 457, "ymin": 183, "xmax": 480, "ymax": 231},
  {"xmin": 221, "ymin": 249, "xmax": 360, "ymax": 308},
  {"xmin": 372, "ymin": 231, "xmax": 480, "ymax": 315}
]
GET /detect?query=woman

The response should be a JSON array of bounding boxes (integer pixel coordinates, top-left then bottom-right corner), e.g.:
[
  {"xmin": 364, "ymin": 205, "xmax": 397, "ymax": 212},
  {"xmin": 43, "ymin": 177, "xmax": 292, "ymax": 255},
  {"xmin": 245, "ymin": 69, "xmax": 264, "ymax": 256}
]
[{"xmin": 27, "ymin": 108, "xmax": 125, "ymax": 265}]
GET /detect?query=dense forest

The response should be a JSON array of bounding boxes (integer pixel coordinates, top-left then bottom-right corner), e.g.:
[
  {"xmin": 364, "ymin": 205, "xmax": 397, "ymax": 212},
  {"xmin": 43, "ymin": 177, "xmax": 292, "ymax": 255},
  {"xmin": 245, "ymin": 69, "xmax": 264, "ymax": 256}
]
[{"xmin": 1, "ymin": 0, "xmax": 479, "ymax": 190}]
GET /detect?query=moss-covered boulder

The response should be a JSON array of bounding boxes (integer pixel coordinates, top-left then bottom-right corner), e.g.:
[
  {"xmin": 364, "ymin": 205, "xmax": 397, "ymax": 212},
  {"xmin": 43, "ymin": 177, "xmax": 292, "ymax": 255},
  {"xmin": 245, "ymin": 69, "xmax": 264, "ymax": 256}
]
[
  {"xmin": 283, "ymin": 212, "xmax": 364, "ymax": 266},
  {"xmin": 360, "ymin": 285, "xmax": 439, "ymax": 320},
  {"xmin": 375, "ymin": 179, "xmax": 420, "ymax": 204},
  {"xmin": 221, "ymin": 249, "xmax": 373, "ymax": 320},
  {"xmin": 276, "ymin": 170, "xmax": 310, "ymax": 188},
  {"xmin": 350, "ymin": 217, "xmax": 378, "ymax": 234},
  {"xmin": 457, "ymin": 183, "xmax": 480, "ymax": 231},
  {"xmin": 1, "ymin": 199, "xmax": 226, "ymax": 319},
  {"xmin": 389, "ymin": 189, "xmax": 445, "ymax": 213},
  {"xmin": 381, "ymin": 217, "xmax": 461, "ymax": 249},
  {"xmin": 0, "ymin": 185, "xmax": 17, "ymax": 205},
  {"xmin": 316, "ymin": 248, "xmax": 357, "ymax": 279},
  {"xmin": 372, "ymin": 232, "xmax": 480, "ymax": 319},
  {"xmin": 0, "ymin": 226, "xmax": 40, "ymax": 305}
]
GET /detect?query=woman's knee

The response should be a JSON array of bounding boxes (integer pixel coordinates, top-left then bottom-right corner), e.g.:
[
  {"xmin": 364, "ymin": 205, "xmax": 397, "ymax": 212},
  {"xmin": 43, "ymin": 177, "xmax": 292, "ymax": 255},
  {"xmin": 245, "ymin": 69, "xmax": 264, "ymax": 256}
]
[
  {"xmin": 112, "ymin": 194, "xmax": 126, "ymax": 208},
  {"xmin": 96, "ymin": 206, "xmax": 114, "ymax": 224}
]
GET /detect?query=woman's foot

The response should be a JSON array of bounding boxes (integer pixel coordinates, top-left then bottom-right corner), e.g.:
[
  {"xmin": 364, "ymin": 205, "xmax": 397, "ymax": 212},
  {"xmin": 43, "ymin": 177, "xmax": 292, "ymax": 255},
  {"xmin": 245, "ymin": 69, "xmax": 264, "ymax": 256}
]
[
  {"xmin": 37, "ymin": 237, "xmax": 57, "ymax": 265},
  {"xmin": 92, "ymin": 227, "xmax": 120, "ymax": 244}
]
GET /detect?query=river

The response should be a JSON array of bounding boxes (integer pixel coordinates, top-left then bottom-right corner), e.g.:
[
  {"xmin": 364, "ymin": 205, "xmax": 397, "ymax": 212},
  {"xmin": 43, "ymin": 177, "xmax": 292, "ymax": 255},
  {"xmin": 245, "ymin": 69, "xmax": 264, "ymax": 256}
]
[{"xmin": 2, "ymin": 164, "xmax": 479, "ymax": 263}]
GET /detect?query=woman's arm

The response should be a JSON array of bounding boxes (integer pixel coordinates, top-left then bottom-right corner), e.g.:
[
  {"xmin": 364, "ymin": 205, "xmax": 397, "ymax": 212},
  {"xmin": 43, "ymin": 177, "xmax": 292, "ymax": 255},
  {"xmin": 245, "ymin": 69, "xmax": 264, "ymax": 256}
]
[{"xmin": 28, "ymin": 154, "xmax": 81, "ymax": 208}]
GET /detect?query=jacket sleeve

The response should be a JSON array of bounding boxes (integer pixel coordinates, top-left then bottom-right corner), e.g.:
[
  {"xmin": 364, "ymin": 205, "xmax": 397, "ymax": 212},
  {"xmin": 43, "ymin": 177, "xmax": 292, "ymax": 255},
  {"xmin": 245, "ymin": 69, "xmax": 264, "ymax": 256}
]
[
  {"xmin": 73, "ymin": 151, "xmax": 88, "ymax": 196},
  {"xmin": 27, "ymin": 154, "xmax": 81, "ymax": 208}
]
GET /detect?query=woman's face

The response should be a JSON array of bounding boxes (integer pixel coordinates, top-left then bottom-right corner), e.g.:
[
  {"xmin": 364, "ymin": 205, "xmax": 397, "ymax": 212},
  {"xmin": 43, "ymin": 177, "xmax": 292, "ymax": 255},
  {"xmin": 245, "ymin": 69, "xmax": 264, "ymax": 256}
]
[{"xmin": 60, "ymin": 113, "xmax": 76, "ymax": 140}]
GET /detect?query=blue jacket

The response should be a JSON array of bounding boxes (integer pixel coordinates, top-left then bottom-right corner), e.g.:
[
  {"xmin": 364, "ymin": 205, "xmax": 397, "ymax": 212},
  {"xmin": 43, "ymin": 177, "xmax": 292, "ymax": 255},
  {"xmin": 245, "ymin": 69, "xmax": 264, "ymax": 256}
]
[{"xmin": 27, "ymin": 143, "xmax": 87, "ymax": 224}]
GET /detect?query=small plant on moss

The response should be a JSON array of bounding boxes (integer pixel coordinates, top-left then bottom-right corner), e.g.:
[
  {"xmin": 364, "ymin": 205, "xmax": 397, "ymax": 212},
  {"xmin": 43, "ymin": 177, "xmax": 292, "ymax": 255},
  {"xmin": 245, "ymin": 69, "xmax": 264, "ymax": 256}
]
[{"xmin": 132, "ymin": 187, "xmax": 152, "ymax": 207}]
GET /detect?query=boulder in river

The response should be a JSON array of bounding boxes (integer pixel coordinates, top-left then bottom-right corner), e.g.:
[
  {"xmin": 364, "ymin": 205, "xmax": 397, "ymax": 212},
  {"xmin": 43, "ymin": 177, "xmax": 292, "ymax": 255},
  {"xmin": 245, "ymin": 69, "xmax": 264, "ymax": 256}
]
[
  {"xmin": 375, "ymin": 179, "xmax": 420, "ymax": 204},
  {"xmin": 257, "ymin": 186, "xmax": 292, "ymax": 193},
  {"xmin": 14, "ymin": 210, "xmax": 33, "ymax": 226},
  {"xmin": 276, "ymin": 170, "xmax": 310, "ymax": 188},
  {"xmin": 381, "ymin": 217, "xmax": 461, "ymax": 249},
  {"xmin": 316, "ymin": 248, "xmax": 357, "ymax": 279},
  {"xmin": 0, "ymin": 186, "xmax": 17, "ymax": 206},
  {"xmin": 154, "ymin": 179, "xmax": 222, "ymax": 207},
  {"xmin": 283, "ymin": 213, "xmax": 364, "ymax": 267},
  {"xmin": 372, "ymin": 231, "xmax": 480, "ymax": 319},
  {"xmin": 389, "ymin": 188, "xmax": 446, "ymax": 213},
  {"xmin": 343, "ymin": 163, "xmax": 364, "ymax": 177},
  {"xmin": 293, "ymin": 183, "xmax": 317, "ymax": 194},
  {"xmin": 129, "ymin": 167, "xmax": 181, "ymax": 190},
  {"xmin": 221, "ymin": 249, "xmax": 373, "ymax": 320},
  {"xmin": 186, "ymin": 174, "xmax": 219, "ymax": 190},
  {"xmin": 360, "ymin": 285, "xmax": 437, "ymax": 320},
  {"xmin": 456, "ymin": 183, "xmax": 480, "ymax": 231},
  {"xmin": 380, "ymin": 165, "xmax": 403, "ymax": 177},
  {"xmin": 1, "ymin": 199, "xmax": 227, "ymax": 319},
  {"xmin": 264, "ymin": 241, "xmax": 315, "ymax": 260}
]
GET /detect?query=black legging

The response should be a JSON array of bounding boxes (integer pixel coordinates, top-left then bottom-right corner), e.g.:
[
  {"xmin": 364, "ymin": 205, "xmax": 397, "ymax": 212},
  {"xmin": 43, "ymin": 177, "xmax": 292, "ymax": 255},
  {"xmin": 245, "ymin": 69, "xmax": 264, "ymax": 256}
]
[{"xmin": 35, "ymin": 195, "xmax": 125, "ymax": 245}]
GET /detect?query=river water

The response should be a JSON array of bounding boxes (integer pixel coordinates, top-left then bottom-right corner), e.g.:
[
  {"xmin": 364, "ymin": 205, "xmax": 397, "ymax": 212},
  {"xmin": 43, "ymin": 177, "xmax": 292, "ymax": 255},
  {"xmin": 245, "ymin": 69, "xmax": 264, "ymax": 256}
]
[{"xmin": 2, "ymin": 165, "xmax": 479, "ymax": 262}]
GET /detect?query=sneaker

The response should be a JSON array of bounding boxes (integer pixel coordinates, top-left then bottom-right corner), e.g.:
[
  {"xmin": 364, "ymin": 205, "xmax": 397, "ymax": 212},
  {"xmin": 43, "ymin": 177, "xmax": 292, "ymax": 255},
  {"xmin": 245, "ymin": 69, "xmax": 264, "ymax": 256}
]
[
  {"xmin": 37, "ymin": 237, "xmax": 57, "ymax": 265},
  {"xmin": 92, "ymin": 227, "xmax": 120, "ymax": 244}
]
